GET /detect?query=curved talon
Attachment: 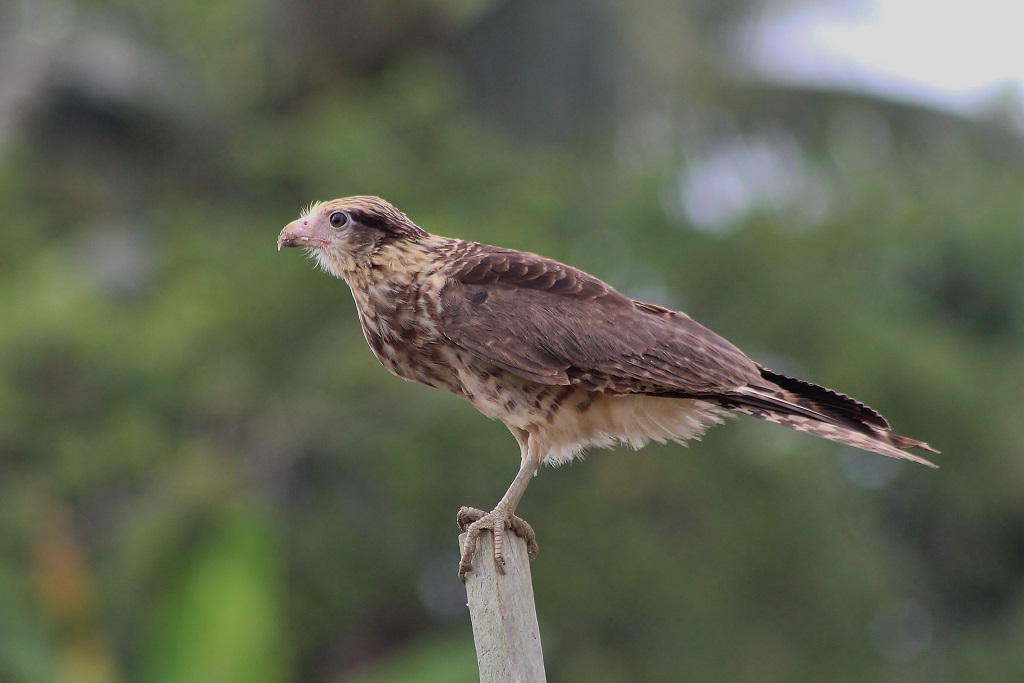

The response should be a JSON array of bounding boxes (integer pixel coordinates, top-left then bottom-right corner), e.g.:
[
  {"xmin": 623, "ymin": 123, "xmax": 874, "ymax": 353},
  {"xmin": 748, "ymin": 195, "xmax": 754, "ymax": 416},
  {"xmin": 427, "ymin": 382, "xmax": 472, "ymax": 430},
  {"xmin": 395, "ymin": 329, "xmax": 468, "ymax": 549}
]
[
  {"xmin": 456, "ymin": 505, "xmax": 537, "ymax": 583},
  {"xmin": 507, "ymin": 514, "xmax": 540, "ymax": 560}
]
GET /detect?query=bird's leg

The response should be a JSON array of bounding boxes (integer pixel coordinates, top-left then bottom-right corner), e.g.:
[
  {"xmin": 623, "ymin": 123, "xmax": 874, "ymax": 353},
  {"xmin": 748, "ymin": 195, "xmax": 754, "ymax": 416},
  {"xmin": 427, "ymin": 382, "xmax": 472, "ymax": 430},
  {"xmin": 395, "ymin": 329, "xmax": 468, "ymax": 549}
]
[{"xmin": 457, "ymin": 454, "xmax": 540, "ymax": 582}]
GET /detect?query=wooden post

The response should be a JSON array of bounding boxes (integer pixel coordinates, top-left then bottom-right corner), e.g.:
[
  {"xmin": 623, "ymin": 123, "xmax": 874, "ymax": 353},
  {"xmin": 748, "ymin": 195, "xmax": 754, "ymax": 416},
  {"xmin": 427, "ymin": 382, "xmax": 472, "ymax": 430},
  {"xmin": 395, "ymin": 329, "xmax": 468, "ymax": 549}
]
[{"xmin": 459, "ymin": 531, "xmax": 547, "ymax": 683}]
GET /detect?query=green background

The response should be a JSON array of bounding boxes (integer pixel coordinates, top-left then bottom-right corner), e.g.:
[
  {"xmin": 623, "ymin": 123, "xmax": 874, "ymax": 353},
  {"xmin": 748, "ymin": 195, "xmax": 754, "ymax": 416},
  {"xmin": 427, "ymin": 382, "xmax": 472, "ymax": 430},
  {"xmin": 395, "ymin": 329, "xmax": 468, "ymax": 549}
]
[{"xmin": 2, "ymin": 0, "xmax": 1023, "ymax": 680}]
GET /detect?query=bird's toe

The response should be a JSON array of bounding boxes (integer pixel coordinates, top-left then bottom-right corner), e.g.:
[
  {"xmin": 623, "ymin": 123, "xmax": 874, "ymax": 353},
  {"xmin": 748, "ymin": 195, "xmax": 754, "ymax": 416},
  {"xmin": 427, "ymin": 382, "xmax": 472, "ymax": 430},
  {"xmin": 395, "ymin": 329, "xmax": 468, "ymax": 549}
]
[{"xmin": 456, "ymin": 506, "xmax": 538, "ymax": 582}]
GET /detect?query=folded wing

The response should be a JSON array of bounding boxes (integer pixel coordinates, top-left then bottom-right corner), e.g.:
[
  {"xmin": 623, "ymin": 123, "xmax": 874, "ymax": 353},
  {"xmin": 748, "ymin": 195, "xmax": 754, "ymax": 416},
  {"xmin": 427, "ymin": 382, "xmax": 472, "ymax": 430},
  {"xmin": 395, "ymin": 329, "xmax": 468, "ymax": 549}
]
[{"xmin": 438, "ymin": 243, "xmax": 937, "ymax": 465}]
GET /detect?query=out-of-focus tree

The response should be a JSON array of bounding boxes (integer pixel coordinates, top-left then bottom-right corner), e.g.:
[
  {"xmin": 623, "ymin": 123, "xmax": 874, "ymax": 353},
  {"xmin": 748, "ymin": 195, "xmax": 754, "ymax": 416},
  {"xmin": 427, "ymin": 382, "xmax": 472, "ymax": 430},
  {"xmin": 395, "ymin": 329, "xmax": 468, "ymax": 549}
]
[{"xmin": 1, "ymin": 0, "xmax": 1022, "ymax": 681}]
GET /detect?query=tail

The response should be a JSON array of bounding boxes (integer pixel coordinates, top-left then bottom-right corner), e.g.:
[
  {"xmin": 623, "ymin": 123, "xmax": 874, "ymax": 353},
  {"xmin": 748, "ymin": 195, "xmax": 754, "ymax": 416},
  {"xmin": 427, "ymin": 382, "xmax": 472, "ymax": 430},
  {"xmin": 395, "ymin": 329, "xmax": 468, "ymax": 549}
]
[{"xmin": 716, "ymin": 365, "xmax": 939, "ymax": 467}]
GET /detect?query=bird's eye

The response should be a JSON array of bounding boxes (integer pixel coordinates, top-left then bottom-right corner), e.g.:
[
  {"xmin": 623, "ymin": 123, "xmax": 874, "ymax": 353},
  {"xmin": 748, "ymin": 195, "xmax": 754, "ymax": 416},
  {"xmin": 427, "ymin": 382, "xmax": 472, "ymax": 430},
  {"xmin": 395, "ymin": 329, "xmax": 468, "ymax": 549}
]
[{"xmin": 329, "ymin": 211, "xmax": 350, "ymax": 228}]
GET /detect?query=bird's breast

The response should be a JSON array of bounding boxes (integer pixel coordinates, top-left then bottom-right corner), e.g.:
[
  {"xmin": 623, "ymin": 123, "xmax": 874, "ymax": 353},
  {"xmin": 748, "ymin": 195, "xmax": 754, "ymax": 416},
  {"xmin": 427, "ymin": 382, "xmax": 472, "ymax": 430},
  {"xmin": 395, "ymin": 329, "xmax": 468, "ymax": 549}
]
[{"xmin": 350, "ymin": 272, "xmax": 462, "ymax": 393}]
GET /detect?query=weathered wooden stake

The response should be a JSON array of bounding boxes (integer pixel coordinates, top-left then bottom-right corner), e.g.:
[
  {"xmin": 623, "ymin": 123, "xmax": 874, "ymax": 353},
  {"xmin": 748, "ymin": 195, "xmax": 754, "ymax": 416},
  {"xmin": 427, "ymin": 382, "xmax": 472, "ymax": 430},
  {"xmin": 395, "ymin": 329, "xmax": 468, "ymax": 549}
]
[{"xmin": 459, "ymin": 531, "xmax": 547, "ymax": 683}]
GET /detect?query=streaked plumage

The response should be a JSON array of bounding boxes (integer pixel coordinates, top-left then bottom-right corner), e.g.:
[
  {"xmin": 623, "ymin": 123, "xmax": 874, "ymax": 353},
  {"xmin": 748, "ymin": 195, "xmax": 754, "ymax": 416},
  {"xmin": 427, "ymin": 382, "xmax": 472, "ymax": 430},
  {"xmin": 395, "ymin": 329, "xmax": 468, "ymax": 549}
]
[{"xmin": 278, "ymin": 196, "xmax": 937, "ymax": 579}]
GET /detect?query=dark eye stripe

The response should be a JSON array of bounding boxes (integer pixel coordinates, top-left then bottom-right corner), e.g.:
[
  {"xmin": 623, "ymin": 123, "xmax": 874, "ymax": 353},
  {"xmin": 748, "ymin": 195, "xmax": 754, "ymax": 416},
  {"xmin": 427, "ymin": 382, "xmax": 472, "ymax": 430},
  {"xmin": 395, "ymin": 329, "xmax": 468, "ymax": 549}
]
[{"xmin": 348, "ymin": 210, "xmax": 392, "ymax": 232}]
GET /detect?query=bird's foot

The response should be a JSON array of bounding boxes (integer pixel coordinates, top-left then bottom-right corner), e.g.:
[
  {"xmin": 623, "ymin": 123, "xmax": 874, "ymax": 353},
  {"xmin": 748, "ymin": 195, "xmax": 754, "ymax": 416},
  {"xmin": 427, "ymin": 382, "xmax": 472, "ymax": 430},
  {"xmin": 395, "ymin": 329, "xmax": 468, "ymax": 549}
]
[{"xmin": 457, "ymin": 506, "xmax": 538, "ymax": 583}]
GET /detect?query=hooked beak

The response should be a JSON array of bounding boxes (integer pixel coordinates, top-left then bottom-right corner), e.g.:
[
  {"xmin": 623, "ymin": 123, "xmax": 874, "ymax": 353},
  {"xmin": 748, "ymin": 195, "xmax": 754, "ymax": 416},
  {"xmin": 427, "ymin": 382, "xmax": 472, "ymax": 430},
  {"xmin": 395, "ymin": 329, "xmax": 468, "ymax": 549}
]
[{"xmin": 278, "ymin": 218, "xmax": 329, "ymax": 251}]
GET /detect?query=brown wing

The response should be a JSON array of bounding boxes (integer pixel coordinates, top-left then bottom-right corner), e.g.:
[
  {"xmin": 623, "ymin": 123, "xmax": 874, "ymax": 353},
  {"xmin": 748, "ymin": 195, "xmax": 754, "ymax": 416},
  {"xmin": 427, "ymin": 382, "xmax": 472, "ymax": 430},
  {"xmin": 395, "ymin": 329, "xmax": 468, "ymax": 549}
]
[
  {"xmin": 437, "ymin": 242, "xmax": 938, "ymax": 465},
  {"xmin": 437, "ymin": 243, "xmax": 761, "ymax": 394}
]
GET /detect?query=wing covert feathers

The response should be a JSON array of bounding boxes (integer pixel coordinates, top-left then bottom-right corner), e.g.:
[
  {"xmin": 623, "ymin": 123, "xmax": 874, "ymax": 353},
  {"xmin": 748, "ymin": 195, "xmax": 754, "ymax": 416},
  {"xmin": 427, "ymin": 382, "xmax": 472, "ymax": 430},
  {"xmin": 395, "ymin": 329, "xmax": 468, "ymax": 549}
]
[{"xmin": 439, "ymin": 242, "xmax": 760, "ymax": 393}]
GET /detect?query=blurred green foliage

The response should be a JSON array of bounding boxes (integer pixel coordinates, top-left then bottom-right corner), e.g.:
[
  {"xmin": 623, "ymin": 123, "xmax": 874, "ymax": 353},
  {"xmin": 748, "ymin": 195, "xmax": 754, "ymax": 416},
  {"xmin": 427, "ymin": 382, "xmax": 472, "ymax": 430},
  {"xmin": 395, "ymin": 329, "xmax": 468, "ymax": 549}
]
[{"xmin": 2, "ymin": 0, "xmax": 1023, "ymax": 681}]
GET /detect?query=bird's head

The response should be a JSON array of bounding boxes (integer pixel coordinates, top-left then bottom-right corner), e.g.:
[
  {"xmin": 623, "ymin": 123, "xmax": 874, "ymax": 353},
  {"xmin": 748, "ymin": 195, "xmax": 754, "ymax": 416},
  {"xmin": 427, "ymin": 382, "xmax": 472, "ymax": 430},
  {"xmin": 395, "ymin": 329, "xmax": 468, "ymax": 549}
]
[{"xmin": 277, "ymin": 196, "xmax": 427, "ymax": 279}]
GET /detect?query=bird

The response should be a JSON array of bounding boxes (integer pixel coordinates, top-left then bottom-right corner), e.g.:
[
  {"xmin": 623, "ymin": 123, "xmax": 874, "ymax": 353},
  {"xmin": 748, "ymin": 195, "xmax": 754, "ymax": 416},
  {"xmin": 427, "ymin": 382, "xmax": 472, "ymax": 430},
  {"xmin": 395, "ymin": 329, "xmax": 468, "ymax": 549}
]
[{"xmin": 277, "ymin": 196, "xmax": 938, "ymax": 581}]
